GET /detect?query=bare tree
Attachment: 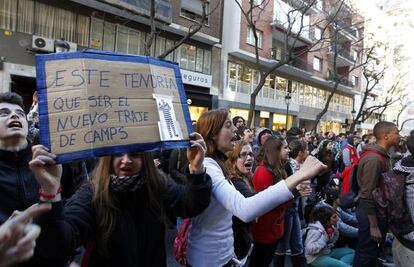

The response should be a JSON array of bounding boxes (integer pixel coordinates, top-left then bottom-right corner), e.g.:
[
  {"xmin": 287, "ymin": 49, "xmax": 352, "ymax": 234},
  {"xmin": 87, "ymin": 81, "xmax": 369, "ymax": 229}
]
[
  {"xmin": 396, "ymin": 99, "xmax": 413, "ymax": 129},
  {"xmin": 350, "ymin": 70, "xmax": 404, "ymax": 132},
  {"xmin": 310, "ymin": 3, "xmax": 367, "ymax": 132},
  {"xmin": 143, "ymin": 0, "xmax": 220, "ymax": 59},
  {"xmin": 235, "ymin": 0, "xmax": 364, "ymax": 128}
]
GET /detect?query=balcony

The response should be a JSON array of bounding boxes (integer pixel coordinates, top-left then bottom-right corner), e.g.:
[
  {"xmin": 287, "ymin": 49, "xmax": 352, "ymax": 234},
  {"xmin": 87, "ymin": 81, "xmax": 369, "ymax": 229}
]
[
  {"xmin": 289, "ymin": 57, "xmax": 326, "ymax": 79},
  {"xmin": 327, "ymin": 45, "xmax": 355, "ymax": 67},
  {"xmin": 333, "ymin": 21, "xmax": 358, "ymax": 41},
  {"xmin": 327, "ymin": 72, "xmax": 353, "ymax": 87},
  {"xmin": 271, "ymin": 0, "xmax": 312, "ymax": 47}
]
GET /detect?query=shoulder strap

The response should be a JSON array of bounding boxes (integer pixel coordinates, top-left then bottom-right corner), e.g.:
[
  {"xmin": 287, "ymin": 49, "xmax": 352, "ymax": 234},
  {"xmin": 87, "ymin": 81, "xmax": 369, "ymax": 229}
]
[{"xmin": 360, "ymin": 150, "xmax": 388, "ymax": 170}]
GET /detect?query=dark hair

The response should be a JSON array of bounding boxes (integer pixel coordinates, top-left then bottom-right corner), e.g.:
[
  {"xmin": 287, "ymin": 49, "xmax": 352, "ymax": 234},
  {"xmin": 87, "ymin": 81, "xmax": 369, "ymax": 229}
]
[
  {"xmin": 289, "ymin": 138, "xmax": 307, "ymax": 159},
  {"xmin": 0, "ymin": 92, "xmax": 25, "ymax": 110},
  {"xmin": 310, "ymin": 205, "xmax": 336, "ymax": 228},
  {"xmin": 373, "ymin": 121, "xmax": 396, "ymax": 139},
  {"xmin": 92, "ymin": 153, "xmax": 167, "ymax": 254},
  {"xmin": 347, "ymin": 135, "xmax": 355, "ymax": 146},
  {"xmin": 232, "ymin": 116, "xmax": 245, "ymax": 126},
  {"xmin": 257, "ymin": 136, "xmax": 287, "ymax": 183},
  {"xmin": 287, "ymin": 127, "xmax": 303, "ymax": 137},
  {"xmin": 236, "ymin": 126, "xmax": 249, "ymax": 137},
  {"xmin": 338, "ymin": 133, "xmax": 346, "ymax": 138},
  {"xmin": 407, "ymin": 130, "xmax": 414, "ymax": 155}
]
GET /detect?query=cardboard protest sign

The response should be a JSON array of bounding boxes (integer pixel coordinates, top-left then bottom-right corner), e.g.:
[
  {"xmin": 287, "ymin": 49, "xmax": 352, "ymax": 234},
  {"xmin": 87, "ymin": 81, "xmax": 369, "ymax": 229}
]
[{"xmin": 36, "ymin": 50, "xmax": 192, "ymax": 163}]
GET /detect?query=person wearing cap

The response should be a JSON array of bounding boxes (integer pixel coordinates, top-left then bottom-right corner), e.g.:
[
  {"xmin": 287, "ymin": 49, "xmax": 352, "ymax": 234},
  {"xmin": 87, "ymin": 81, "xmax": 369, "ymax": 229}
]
[{"xmin": 252, "ymin": 127, "xmax": 273, "ymax": 156}]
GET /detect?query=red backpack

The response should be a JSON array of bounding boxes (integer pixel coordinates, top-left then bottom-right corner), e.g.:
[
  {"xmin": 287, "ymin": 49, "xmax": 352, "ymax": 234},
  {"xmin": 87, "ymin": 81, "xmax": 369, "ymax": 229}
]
[
  {"xmin": 339, "ymin": 150, "xmax": 387, "ymax": 208},
  {"xmin": 173, "ymin": 218, "xmax": 191, "ymax": 266}
]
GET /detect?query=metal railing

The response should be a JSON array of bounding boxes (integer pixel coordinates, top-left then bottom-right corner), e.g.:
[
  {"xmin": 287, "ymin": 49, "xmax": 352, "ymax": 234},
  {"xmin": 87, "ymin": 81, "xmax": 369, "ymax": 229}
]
[
  {"xmin": 327, "ymin": 71, "xmax": 353, "ymax": 87},
  {"xmin": 328, "ymin": 45, "xmax": 356, "ymax": 62},
  {"xmin": 334, "ymin": 21, "xmax": 358, "ymax": 38}
]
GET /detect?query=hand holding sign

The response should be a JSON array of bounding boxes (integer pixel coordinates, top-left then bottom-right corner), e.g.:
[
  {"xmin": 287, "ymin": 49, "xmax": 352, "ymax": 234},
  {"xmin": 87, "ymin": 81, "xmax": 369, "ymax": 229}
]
[
  {"xmin": 29, "ymin": 145, "xmax": 62, "ymax": 200},
  {"xmin": 187, "ymin": 132, "xmax": 206, "ymax": 174}
]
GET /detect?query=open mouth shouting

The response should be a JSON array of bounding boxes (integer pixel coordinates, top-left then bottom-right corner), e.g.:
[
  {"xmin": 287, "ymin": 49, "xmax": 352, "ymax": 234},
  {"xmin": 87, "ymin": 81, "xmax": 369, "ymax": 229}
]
[
  {"xmin": 7, "ymin": 120, "xmax": 23, "ymax": 129},
  {"xmin": 244, "ymin": 160, "xmax": 253, "ymax": 172}
]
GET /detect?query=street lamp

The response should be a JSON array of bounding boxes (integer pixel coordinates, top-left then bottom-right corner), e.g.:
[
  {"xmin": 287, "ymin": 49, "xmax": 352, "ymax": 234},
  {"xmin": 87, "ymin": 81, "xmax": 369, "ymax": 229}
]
[
  {"xmin": 351, "ymin": 109, "xmax": 356, "ymax": 121},
  {"xmin": 54, "ymin": 38, "xmax": 70, "ymax": 53},
  {"xmin": 285, "ymin": 92, "xmax": 292, "ymax": 128}
]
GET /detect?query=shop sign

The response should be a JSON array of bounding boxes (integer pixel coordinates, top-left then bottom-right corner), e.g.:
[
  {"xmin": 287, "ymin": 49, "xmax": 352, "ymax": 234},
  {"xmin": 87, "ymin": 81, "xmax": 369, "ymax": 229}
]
[{"xmin": 181, "ymin": 69, "xmax": 212, "ymax": 88}]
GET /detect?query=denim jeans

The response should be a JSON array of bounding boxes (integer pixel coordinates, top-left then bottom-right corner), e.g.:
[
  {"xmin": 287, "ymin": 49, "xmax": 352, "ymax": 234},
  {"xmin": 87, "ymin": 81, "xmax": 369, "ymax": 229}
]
[
  {"xmin": 311, "ymin": 247, "xmax": 354, "ymax": 267},
  {"xmin": 353, "ymin": 207, "xmax": 387, "ymax": 267},
  {"xmin": 275, "ymin": 201, "xmax": 303, "ymax": 256}
]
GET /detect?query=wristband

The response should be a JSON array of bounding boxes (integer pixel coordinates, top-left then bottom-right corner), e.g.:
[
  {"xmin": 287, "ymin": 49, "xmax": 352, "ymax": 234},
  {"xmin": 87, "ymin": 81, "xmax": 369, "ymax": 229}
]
[{"xmin": 39, "ymin": 186, "xmax": 62, "ymax": 200}]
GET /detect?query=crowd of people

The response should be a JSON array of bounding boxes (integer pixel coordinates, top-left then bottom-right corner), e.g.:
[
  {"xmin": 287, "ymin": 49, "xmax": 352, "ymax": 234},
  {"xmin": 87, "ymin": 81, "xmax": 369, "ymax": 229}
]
[{"xmin": 0, "ymin": 91, "xmax": 413, "ymax": 267}]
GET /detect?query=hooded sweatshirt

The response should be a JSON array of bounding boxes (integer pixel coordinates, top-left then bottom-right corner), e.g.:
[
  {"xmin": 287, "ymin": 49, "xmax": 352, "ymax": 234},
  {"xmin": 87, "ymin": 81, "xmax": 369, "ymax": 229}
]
[
  {"xmin": 304, "ymin": 221, "xmax": 339, "ymax": 264},
  {"xmin": 356, "ymin": 144, "xmax": 390, "ymax": 215}
]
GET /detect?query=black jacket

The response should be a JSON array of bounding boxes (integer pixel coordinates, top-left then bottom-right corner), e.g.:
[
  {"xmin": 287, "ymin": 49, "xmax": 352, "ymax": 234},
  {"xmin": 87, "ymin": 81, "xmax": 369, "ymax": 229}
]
[
  {"xmin": 0, "ymin": 145, "xmax": 39, "ymax": 224},
  {"xmin": 231, "ymin": 178, "xmax": 255, "ymax": 259},
  {"xmin": 36, "ymin": 170, "xmax": 212, "ymax": 267}
]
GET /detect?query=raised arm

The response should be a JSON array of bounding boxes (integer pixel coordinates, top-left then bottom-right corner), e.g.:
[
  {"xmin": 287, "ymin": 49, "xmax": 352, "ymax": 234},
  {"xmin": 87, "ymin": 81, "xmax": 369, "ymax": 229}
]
[{"xmin": 208, "ymin": 156, "xmax": 326, "ymax": 222}]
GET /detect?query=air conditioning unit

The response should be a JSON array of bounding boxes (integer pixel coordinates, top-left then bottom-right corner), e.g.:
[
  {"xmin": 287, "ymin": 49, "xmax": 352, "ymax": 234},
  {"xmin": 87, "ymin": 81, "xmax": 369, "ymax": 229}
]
[
  {"xmin": 32, "ymin": 35, "xmax": 54, "ymax": 52},
  {"xmin": 66, "ymin": 41, "xmax": 77, "ymax": 52}
]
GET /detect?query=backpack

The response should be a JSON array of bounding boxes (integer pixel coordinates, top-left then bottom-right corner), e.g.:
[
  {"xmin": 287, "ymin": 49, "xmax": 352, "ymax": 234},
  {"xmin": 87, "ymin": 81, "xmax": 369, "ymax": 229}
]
[
  {"xmin": 173, "ymin": 218, "xmax": 191, "ymax": 266},
  {"xmin": 339, "ymin": 150, "xmax": 386, "ymax": 209},
  {"xmin": 372, "ymin": 171, "xmax": 414, "ymax": 237}
]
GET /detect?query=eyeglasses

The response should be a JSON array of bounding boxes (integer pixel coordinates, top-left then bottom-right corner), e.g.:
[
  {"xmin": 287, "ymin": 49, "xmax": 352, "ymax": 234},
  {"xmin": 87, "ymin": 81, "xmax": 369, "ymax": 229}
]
[{"xmin": 239, "ymin": 152, "xmax": 254, "ymax": 160}]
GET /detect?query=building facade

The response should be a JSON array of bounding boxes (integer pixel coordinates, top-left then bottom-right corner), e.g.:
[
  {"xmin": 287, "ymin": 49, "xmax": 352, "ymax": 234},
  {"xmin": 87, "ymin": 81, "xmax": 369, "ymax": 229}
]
[
  {"xmin": 220, "ymin": 0, "xmax": 364, "ymax": 133},
  {"xmin": 0, "ymin": 0, "xmax": 222, "ymax": 120}
]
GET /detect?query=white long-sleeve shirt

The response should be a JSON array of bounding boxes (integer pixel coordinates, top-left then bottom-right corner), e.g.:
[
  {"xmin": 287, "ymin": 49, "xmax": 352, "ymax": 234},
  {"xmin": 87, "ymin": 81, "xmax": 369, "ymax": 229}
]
[{"xmin": 187, "ymin": 157, "xmax": 294, "ymax": 266}]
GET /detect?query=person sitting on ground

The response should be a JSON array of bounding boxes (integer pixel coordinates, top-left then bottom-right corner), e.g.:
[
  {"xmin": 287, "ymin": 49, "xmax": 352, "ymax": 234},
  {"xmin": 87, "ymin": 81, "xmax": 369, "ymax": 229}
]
[
  {"xmin": 323, "ymin": 181, "xmax": 358, "ymax": 249},
  {"xmin": 304, "ymin": 205, "xmax": 355, "ymax": 267},
  {"xmin": 30, "ymin": 133, "xmax": 212, "ymax": 267}
]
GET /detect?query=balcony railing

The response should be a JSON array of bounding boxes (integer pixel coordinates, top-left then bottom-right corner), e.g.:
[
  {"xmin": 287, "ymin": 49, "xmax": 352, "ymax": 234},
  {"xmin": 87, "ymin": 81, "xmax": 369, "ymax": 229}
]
[
  {"xmin": 289, "ymin": 57, "xmax": 326, "ymax": 79},
  {"xmin": 328, "ymin": 45, "xmax": 356, "ymax": 63},
  {"xmin": 327, "ymin": 72, "xmax": 353, "ymax": 87},
  {"xmin": 333, "ymin": 21, "xmax": 358, "ymax": 38}
]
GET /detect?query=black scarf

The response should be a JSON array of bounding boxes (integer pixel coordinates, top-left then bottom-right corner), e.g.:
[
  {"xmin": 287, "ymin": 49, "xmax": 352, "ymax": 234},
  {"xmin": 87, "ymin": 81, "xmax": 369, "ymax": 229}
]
[{"xmin": 109, "ymin": 171, "xmax": 146, "ymax": 192}]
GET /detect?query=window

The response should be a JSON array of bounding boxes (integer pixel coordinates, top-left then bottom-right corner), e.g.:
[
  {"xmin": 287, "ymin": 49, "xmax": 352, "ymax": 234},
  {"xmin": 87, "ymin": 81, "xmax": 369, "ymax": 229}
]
[
  {"xmin": 90, "ymin": 18, "xmax": 104, "ymax": 49},
  {"xmin": 314, "ymin": 27, "xmax": 322, "ymax": 40},
  {"xmin": 352, "ymin": 75, "xmax": 359, "ymax": 87},
  {"xmin": 247, "ymin": 27, "xmax": 263, "ymax": 48},
  {"xmin": 103, "ymin": 22, "xmax": 116, "ymax": 51},
  {"xmin": 181, "ymin": 0, "xmax": 209, "ymax": 25},
  {"xmin": 0, "ymin": 0, "xmax": 17, "ymax": 31},
  {"xmin": 17, "ymin": 0, "xmax": 34, "ymax": 34},
  {"xmin": 195, "ymin": 48, "xmax": 204, "ymax": 73},
  {"xmin": 116, "ymin": 25, "xmax": 140, "ymax": 54},
  {"xmin": 313, "ymin": 57, "xmax": 322, "ymax": 71},
  {"xmin": 203, "ymin": 50, "xmax": 211, "ymax": 74},
  {"xmin": 155, "ymin": 36, "xmax": 166, "ymax": 57},
  {"xmin": 165, "ymin": 39, "xmax": 175, "ymax": 61},
  {"xmin": 272, "ymin": 46, "xmax": 283, "ymax": 60},
  {"xmin": 178, "ymin": 43, "xmax": 197, "ymax": 71}
]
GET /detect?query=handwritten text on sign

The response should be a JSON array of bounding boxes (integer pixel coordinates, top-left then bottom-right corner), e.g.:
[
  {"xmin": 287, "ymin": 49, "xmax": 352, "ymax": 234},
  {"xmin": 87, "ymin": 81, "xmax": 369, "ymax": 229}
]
[{"xmin": 41, "ymin": 57, "xmax": 189, "ymax": 158}]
